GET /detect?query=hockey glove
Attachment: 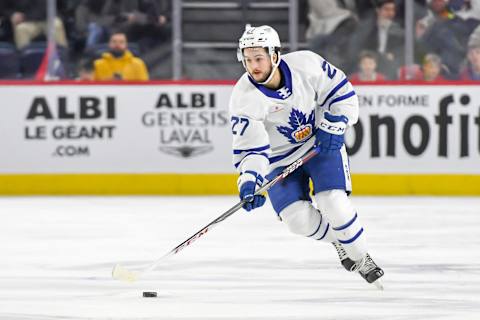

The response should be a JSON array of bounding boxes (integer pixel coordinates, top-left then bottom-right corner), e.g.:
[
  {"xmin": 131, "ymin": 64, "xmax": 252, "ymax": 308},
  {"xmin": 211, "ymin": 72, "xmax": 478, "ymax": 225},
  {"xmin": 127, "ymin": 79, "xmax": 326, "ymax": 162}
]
[
  {"xmin": 315, "ymin": 112, "xmax": 348, "ymax": 153},
  {"xmin": 239, "ymin": 171, "xmax": 266, "ymax": 212}
]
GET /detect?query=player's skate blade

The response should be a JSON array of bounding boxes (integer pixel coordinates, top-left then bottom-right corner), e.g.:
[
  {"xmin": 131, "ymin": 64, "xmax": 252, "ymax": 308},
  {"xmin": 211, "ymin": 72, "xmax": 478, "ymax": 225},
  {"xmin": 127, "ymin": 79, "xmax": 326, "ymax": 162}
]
[
  {"xmin": 372, "ymin": 279, "xmax": 384, "ymax": 291},
  {"xmin": 331, "ymin": 241, "xmax": 355, "ymax": 271}
]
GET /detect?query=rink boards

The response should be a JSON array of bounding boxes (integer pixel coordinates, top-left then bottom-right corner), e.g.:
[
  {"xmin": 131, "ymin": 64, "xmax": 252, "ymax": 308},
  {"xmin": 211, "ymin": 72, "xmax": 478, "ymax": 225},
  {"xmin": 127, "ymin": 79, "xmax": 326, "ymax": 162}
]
[{"xmin": 0, "ymin": 81, "xmax": 478, "ymax": 195}]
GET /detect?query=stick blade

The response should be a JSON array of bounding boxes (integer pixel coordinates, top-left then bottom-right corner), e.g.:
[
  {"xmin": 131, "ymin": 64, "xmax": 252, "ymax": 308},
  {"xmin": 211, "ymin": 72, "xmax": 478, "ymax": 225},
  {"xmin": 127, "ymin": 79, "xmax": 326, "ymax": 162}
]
[{"xmin": 112, "ymin": 264, "xmax": 138, "ymax": 282}]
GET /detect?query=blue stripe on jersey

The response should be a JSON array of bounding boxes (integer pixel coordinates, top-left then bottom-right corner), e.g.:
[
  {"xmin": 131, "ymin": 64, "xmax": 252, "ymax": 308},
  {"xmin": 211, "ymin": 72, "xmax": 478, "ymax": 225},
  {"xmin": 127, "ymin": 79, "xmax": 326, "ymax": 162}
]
[
  {"xmin": 328, "ymin": 90, "xmax": 356, "ymax": 108},
  {"xmin": 317, "ymin": 223, "xmax": 330, "ymax": 241},
  {"xmin": 268, "ymin": 144, "xmax": 303, "ymax": 164},
  {"xmin": 248, "ymin": 60, "xmax": 293, "ymax": 100},
  {"xmin": 320, "ymin": 78, "xmax": 348, "ymax": 106},
  {"xmin": 308, "ymin": 213, "xmax": 323, "ymax": 238},
  {"xmin": 233, "ymin": 144, "xmax": 270, "ymax": 155},
  {"xmin": 234, "ymin": 152, "xmax": 269, "ymax": 168},
  {"xmin": 338, "ymin": 228, "xmax": 364, "ymax": 244},
  {"xmin": 333, "ymin": 213, "xmax": 358, "ymax": 231}
]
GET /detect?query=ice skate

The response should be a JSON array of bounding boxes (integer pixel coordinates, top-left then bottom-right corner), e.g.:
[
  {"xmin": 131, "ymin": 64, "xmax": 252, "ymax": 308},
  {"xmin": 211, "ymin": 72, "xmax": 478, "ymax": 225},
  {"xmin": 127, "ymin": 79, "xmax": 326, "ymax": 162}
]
[
  {"xmin": 331, "ymin": 241, "xmax": 356, "ymax": 272},
  {"xmin": 353, "ymin": 253, "xmax": 384, "ymax": 290}
]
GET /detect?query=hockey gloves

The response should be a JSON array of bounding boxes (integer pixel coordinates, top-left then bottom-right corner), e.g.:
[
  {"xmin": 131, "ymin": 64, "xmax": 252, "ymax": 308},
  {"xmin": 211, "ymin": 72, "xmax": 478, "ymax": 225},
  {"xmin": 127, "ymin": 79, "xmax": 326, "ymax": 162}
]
[
  {"xmin": 315, "ymin": 112, "xmax": 348, "ymax": 153},
  {"xmin": 239, "ymin": 171, "xmax": 266, "ymax": 212}
]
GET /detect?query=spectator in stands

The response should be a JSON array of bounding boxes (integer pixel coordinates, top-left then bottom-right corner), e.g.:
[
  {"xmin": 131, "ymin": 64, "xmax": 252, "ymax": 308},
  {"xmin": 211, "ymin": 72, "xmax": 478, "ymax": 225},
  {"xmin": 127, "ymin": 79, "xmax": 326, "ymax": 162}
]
[
  {"xmin": 397, "ymin": 53, "xmax": 447, "ymax": 81},
  {"xmin": 305, "ymin": 0, "xmax": 357, "ymax": 72},
  {"xmin": 9, "ymin": 0, "xmax": 68, "ymax": 49},
  {"xmin": 0, "ymin": 1, "xmax": 14, "ymax": 42},
  {"xmin": 460, "ymin": 25, "xmax": 480, "ymax": 80},
  {"xmin": 397, "ymin": 64, "xmax": 424, "ymax": 80},
  {"xmin": 350, "ymin": 0, "xmax": 428, "ymax": 27},
  {"xmin": 347, "ymin": 0, "xmax": 376, "ymax": 20},
  {"xmin": 349, "ymin": 50, "xmax": 387, "ymax": 81},
  {"xmin": 450, "ymin": 0, "xmax": 480, "ymax": 20},
  {"xmin": 102, "ymin": 0, "xmax": 170, "ymax": 51},
  {"xmin": 76, "ymin": 58, "xmax": 95, "ymax": 81},
  {"xmin": 416, "ymin": 0, "xmax": 479, "ymax": 78},
  {"xmin": 93, "ymin": 32, "xmax": 149, "ymax": 81},
  {"xmin": 421, "ymin": 53, "xmax": 446, "ymax": 81},
  {"xmin": 348, "ymin": 0, "xmax": 404, "ymax": 79},
  {"xmin": 74, "ymin": 0, "xmax": 114, "ymax": 51}
]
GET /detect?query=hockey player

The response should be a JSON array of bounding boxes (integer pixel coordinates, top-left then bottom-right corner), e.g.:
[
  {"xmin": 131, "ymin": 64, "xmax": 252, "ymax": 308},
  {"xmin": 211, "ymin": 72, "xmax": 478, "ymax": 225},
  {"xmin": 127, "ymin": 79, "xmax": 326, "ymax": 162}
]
[{"xmin": 229, "ymin": 25, "xmax": 384, "ymax": 287}]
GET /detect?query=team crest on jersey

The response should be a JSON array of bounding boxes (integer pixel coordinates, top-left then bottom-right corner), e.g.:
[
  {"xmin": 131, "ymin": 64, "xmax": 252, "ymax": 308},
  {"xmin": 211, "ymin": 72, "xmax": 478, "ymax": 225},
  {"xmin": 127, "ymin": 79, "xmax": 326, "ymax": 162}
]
[{"xmin": 277, "ymin": 109, "xmax": 315, "ymax": 144}]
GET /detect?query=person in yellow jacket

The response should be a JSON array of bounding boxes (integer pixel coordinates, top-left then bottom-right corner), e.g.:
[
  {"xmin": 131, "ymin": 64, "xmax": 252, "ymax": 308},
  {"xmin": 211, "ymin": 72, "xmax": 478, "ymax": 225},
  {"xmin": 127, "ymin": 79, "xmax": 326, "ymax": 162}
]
[{"xmin": 93, "ymin": 32, "xmax": 149, "ymax": 81}]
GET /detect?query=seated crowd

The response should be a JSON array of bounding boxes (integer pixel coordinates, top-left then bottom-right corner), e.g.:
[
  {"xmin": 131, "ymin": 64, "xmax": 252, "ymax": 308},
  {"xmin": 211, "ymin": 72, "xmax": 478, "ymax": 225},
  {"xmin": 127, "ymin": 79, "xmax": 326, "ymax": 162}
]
[
  {"xmin": 0, "ymin": 0, "xmax": 479, "ymax": 81},
  {"xmin": 0, "ymin": 0, "xmax": 169, "ymax": 80},
  {"xmin": 307, "ymin": 0, "xmax": 480, "ymax": 81}
]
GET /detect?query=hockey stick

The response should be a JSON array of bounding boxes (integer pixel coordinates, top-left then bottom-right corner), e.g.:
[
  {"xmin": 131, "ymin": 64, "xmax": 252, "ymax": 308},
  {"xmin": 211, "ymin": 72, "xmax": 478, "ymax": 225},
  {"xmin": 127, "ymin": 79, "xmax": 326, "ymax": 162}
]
[{"xmin": 112, "ymin": 147, "xmax": 319, "ymax": 282}]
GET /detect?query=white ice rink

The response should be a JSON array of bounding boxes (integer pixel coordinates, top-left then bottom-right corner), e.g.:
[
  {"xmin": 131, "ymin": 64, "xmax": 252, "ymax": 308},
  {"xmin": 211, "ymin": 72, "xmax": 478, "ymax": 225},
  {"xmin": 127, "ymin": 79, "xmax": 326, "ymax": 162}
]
[{"xmin": 1, "ymin": 196, "xmax": 479, "ymax": 319}]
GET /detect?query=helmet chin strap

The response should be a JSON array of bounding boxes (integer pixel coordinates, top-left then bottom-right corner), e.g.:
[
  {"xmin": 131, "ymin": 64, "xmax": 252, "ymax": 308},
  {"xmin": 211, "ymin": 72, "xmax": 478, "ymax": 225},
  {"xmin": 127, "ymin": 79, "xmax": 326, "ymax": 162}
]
[
  {"xmin": 257, "ymin": 57, "xmax": 280, "ymax": 85},
  {"xmin": 244, "ymin": 50, "xmax": 281, "ymax": 86}
]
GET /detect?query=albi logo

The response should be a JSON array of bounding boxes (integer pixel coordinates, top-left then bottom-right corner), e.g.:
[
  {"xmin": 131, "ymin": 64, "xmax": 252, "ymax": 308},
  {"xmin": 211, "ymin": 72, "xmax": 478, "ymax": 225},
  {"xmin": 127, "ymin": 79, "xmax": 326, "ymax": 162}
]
[
  {"xmin": 141, "ymin": 91, "xmax": 229, "ymax": 158},
  {"xmin": 25, "ymin": 96, "xmax": 116, "ymax": 140},
  {"xmin": 23, "ymin": 95, "xmax": 117, "ymax": 157},
  {"xmin": 26, "ymin": 96, "xmax": 115, "ymax": 120}
]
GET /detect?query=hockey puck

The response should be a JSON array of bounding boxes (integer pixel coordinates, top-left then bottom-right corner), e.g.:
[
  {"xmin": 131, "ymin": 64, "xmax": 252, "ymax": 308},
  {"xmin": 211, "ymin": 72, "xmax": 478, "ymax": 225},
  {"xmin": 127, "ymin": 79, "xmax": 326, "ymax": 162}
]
[{"xmin": 142, "ymin": 291, "xmax": 157, "ymax": 298}]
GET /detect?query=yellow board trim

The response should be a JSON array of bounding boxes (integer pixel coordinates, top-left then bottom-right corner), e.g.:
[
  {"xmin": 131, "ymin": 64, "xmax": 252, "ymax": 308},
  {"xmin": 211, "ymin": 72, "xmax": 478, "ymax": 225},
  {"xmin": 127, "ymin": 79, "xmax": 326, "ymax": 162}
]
[
  {"xmin": 0, "ymin": 174, "xmax": 479, "ymax": 195},
  {"xmin": 0, "ymin": 174, "xmax": 238, "ymax": 195},
  {"xmin": 352, "ymin": 174, "xmax": 480, "ymax": 195}
]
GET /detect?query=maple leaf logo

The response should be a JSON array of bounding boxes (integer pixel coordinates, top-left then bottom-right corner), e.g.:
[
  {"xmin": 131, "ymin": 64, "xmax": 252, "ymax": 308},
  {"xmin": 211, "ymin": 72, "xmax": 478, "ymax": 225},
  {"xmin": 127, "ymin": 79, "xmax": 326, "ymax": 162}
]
[{"xmin": 277, "ymin": 109, "xmax": 315, "ymax": 144}]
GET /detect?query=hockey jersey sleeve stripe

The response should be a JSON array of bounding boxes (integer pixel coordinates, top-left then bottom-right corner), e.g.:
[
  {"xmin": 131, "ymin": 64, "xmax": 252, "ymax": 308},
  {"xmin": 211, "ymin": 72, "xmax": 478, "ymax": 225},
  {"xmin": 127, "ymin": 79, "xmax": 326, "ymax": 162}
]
[
  {"xmin": 269, "ymin": 144, "xmax": 303, "ymax": 164},
  {"xmin": 328, "ymin": 90, "xmax": 356, "ymax": 108},
  {"xmin": 233, "ymin": 144, "xmax": 270, "ymax": 155},
  {"xmin": 320, "ymin": 77, "xmax": 349, "ymax": 107},
  {"xmin": 234, "ymin": 152, "xmax": 269, "ymax": 168}
]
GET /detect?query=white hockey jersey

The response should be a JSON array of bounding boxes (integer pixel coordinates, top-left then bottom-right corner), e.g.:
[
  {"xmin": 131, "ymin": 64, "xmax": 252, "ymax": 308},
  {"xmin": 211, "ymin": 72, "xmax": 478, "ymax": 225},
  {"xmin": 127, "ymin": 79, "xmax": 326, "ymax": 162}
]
[{"xmin": 229, "ymin": 50, "xmax": 359, "ymax": 184}]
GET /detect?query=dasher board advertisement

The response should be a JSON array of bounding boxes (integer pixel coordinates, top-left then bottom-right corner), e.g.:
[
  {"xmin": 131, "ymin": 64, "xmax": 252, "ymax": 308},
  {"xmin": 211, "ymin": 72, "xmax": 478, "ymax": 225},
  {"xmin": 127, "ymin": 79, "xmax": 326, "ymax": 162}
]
[
  {"xmin": 0, "ymin": 84, "xmax": 234, "ymax": 174},
  {"xmin": 0, "ymin": 83, "xmax": 478, "ymax": 175},
  {"xmin": 347, "ymin": 85, "xmax": 479, "ymax": 174}
]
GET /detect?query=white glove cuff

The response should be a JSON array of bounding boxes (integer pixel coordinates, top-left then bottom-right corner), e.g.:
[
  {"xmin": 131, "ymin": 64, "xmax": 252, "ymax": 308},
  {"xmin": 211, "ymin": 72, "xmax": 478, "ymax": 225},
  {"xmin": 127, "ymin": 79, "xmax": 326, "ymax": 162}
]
[{"xmin": 237, "ymin": 171, "xmax": 264, "ymax": 191}]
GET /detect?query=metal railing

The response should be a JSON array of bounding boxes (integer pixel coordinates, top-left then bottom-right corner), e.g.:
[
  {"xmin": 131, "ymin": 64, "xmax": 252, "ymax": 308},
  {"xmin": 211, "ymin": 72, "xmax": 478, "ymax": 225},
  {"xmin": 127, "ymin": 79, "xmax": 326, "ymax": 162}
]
[{"xmin": 171, "ymin": 0, "xmax": 298, "ymax": 80}]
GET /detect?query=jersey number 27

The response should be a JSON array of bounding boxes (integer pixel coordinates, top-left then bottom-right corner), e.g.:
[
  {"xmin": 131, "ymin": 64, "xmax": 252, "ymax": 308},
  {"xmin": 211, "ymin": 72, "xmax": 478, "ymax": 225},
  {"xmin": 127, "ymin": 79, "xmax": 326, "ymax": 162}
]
[{"xmin": 231, "ymin": 116, "xmax": 249, "ymax": 135}]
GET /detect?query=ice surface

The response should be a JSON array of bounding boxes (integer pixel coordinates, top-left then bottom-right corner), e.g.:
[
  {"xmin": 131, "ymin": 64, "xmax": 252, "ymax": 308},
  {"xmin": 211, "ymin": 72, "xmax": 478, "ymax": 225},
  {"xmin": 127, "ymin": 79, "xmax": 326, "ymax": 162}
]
[{"xmin": 0, "ymin": 196, "xmax": 479, "ymax": 319}]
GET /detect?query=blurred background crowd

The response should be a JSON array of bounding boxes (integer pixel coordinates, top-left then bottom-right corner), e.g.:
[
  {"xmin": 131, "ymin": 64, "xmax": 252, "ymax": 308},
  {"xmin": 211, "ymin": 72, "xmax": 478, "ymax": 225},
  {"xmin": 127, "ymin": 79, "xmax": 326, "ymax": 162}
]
[{"xmin": 0, "ymin": 0, "xmax": 479, "ymax": 81}]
